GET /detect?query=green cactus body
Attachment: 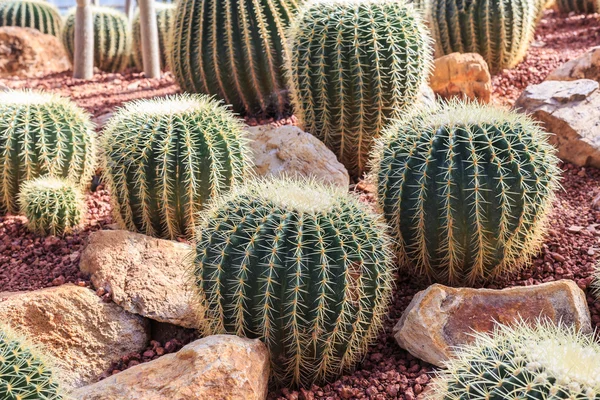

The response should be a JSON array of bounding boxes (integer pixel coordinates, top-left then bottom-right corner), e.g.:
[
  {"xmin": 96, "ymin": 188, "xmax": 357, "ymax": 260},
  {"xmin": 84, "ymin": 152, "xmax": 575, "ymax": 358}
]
[
  {"xmin": 372, "ymin": 102, "xmax": 560, "ymax": 285},
  {"xmin": 286, "ymin": 0, "xmax": 433, "ymax": 179},
  {"xmin": 0, "ymin": 0, "xmax": 62, "ymax": 37},
  {"xmin": 132, "ymin": 2, "xmax": 175, "ymax": 71},
  {"xmin": 101, "ymin": 94, "xmax": 249, "ymax": 239},
  {"xmin": 556, "ymin": 0, "xmax": 597, "ymax": 13},
  {"xmin": 192, "ymin": 177, "xmax": 394, "ymax": 386},
  {"xmin": 0, "ymin": 90, "xmax": 96, "ymax": 215},
  {"xmin": 62, "ymin": 6, "xmax": 131, "ymax": 73},
  {"xmin": 169, "ymin": 0, "xmax": 300, "ymax": 116}
]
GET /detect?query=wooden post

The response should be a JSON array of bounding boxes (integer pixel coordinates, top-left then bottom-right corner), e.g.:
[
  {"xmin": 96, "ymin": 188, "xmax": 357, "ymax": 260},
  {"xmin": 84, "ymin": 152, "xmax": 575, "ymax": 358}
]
[
  {"xmin": 73, "ymin": 0, "xmax": 94, "ymax": 79},
  {"xmin": 125, "ymin": 0, "xmax": 136, "ymax": 20},
  {"xmin": 137, "ymin": 0, "xmax": 160, "ymax": 78}
]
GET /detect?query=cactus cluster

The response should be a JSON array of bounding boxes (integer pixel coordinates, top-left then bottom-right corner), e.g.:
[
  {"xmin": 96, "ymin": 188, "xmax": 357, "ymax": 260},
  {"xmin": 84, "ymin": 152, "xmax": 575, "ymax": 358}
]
[
  {"xmin": 286, "ymin": 0, "xmax": 433, "ymax": 178},
  {"xmin": 0, "ymin": 0, "xmax": 62, "ymax": 37},
  {"xmin": 101, "ymin": 94, "xmax": 249, "ymax": 239},
  {"xmin": 131, "ymin": 2, "xmax": 175, "ymax": 71},
  {"xmin": 0, "ymin": 90, "xmax": 96, "ymax": 215},
  {"xmin": 371, "ymin": 101, "xmax": 560, "ymax": 285},
  {"xmin": 62, "ymin": 6, "xmax": 131, "ymax": 73},
  {"xmin": 556, "ymin": 0, "xmax": 597, "ymax": 13}
]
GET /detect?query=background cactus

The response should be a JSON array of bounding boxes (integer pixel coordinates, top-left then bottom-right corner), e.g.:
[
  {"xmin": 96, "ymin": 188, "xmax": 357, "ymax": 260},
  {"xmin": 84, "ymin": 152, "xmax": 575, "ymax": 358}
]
[
  {"xmin": 371, "ymin": 101, "xmax": 560, "ymax": 285},
  {"xmin": 192, "ymin": 177, "xmax": 394, "ymax": 386},
  {"xmin": 0, "ymin": 0, "xmax": 62, "ymax": 36},
  {"xmin": 131, "ymin": 2, "xmax": 175, "ymax": 71},
  {"xmin": 556, "ymin": 0, "xmax": 597, "ymax": 13},
  {"xmin": 62, "ymin": 6, "xmax": 131, "ymax": 73},
  {"xmin": 101, "ymin": 94, "xmax": 249, "ymax": 239},
  {"xmin": 169, "ymin": 0, "xmax": 300, "ymax": 116},
  {"xmin": 0, "ymin": 90, "xmax": 96, "ymax": 215},
  {"xmin": 286, "ymin": 0, "xmax": 433, "ymax": 179}
]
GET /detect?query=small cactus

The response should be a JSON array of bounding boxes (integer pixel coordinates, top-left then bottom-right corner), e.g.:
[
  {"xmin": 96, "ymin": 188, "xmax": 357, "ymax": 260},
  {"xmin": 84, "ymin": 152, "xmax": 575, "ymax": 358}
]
[
  {"xmin": 0, "ymin": 0, "xmax": 62, "ymax": 36},
  {"xmin": 556, "ymin": 0, "xmax": 597, "ymax": 13},
  {"xmin": 371, "ymin": 101, "xmax": 560, "ymax": 285},
  {"xmin": 131, "ymin": 2, "xmax": 175, "ymax": 71},
  {"xmin": 192, "ymin": 177, "xmax": 394, "ymax": 386}
]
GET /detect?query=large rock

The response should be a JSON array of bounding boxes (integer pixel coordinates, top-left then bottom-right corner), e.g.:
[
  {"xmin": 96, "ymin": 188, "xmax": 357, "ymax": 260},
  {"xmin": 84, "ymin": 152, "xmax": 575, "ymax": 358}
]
[
  {"xmin": 394, "ymin": 280, "xmax": 591, "ymax": 367},
  {"xmin": 80, "ymin": 230, "xmax": 199, "ymax": 329},
  {"xmin": 546, "ymin": 46, "xmax": 600, "ymax": 82},
  {"xmin": 430, "ymin": 52, "xmax": 492, "ymax": 103},
  {"xmin": 0, "ymin": 285, "xmax": 149, "ymax": 389},
  {"xmin": 246, "ymin": 125, "xmax": 349, "ymax": 188},
  {"xmin": 514, "ymin": 79, "xmax": 600, "ymax": 168},
  {"xmin": 0, "ymin": 27, "xmax": 69, "ymax": 77},
  {"xmin": 70, "ymin": 335, "xmax": 270, "ymax": 400}
]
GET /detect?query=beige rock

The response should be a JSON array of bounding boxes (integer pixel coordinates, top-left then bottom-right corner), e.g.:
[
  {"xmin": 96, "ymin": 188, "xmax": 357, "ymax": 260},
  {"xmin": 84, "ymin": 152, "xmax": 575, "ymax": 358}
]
[
  {"xmin": 430, "ymin": 53, "xmax": 492, "ymax": 103},
  {"xmin": 0, "ymin": 285, "xmax": 149, "ymax": 389},
  {"xmin": 547, "ymin": 46, "xmax": 600, "ymax": 82},
  {"xmin": 246, "ymin": 125, "xmax": 349, "ymax": 188},
  {"xmin": 80, "ymin": 230, "xmax": 199, "ymax": 329},
  {"xmin": 394, "ymin": 280, "xmax": 591, "ymax": 367},
  {"xmin": 514, "ymin": 79, "xmax": 600, "ymax": 168},
  {"xmin": 70, "ymin": 335, "xmax": 270, "ymax": 400}
]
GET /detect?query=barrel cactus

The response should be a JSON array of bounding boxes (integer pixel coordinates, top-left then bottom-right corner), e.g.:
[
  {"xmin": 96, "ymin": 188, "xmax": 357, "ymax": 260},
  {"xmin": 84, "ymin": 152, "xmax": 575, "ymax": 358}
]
[
  {"xmin": 62, "ymin": 6, "xmax": 131, "ymax": 73},
  {"xmin": 0, "ymin": 0, "xmax": 62, "ymax": 36},
  {"xmin": 192, "ymin": 177, "xmax": 394, "ymax": 386},
  {"xmin": 101, "ymin": 94, "xmax": 250, "ymax": 239},
  {"xmin": 132, "ymin": 2, "xmax": 175, "ymax": 71},
  {"xmin": 371, "ymin": 101, "xmax": 560, "ymax": 285},
  {"xmin": 556, "ymin": 0, "xmax": 597, "ymax": 13},
  {"xmin": 0, "ymin": 90, "xmax": 96, "ymax": 215},
  {"xmin": 286, "ymin": 0, "xmax": 433, "ymax": 179}
]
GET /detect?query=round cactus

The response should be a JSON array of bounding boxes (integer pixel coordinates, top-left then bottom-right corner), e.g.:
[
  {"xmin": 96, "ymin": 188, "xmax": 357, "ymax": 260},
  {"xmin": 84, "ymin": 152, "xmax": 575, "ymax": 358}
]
[
  {"xmin": 286, "ymin": 0, "xmax": 433, "ymax": 179},
  {"xmin": 62, "ymin": 6, "xmax": 131, "ymax": 73},
  {"xmin": 0, "ymin": 90, "xmax": 96, "ymax": 215},
  {"xmin": 101, "ymin": 94, "xmax": 250, "ymax": 239},
  {"xmin": 131, "ymin": 2, "xmax": 175, "ymax": 71},
  {"xmin": 192, "ymin": 177, "xmax": 394, "ymax": 386},
  {"xmin": 0, "ymin": 0, "xmax": 62, "ymax": 37},
  {"xmin": 371, "ymin": 101, "xmax": 560, "ymax": 285},
  {"xmin": 556, "ymin": 0, "xmax": 597, "ymax": 13}
]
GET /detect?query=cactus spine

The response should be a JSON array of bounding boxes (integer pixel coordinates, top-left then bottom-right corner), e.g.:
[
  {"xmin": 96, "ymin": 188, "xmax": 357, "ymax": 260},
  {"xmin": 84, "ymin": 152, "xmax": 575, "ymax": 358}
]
[
  {"xmin": 286, "ymin": 0, "xmax": 433, "ymax": 179},
  {"xmin": 0, "ymin": 0, "xmax": 62, "ymax": 37},
  {"xmin": 193, "ymin": 177, "xmax": 394, "ymax": 386},
  {"xmin": 132, "ymin": 2, "xmax": 175, "ymax": 71},
  {"xmin": 0, "ymin": 90, "xmax": 96, "ymax": 215},
  {"xmin": 101, "ymin": 94, "xmax": 250, "ymax": 239},
  {"xmin": 556, "ymin": 0, "xmax": 597, "ymax": 13},
  {"xmin": 371, "ymin": 101, "xmax": 560, "ymax": 285}
]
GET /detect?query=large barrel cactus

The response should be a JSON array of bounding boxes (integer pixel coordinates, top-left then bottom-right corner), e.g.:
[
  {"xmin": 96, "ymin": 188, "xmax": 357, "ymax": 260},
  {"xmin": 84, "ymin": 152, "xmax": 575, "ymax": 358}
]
[
  {"xmin": 132, "ymin": 2, "xmax": 175, "ymax": 71},
  {"xmin": 169, "ymin": 0, "xmax": 300, "ymax": 116},
  {"xmin": 0, "ymin": 0, "xmax": 62, "ymax": 36},
  {"xmin": 62, "ymin": 6, "xmax": 131, "ymax": 73},
  {"xmin": 556, "ymin": 0, "xmax": 597, "ymax": 13},
  {"xmin": 372, "ymin": 101, "xmax": 560, "ymax": 285},
  {"xmin": 286, "ymin": 0, "xmax": 432, "ymax": 179},
  {"xmin": 101, "ymin": 94, "xmax": 250, "ymax": 239},
  {"xmin": 0, "ymin": 90, "xmax": 96, "ymax": 215},
  {"xmin": 192, "ymin": 177, "xmax": 394, "ymax": 386}
]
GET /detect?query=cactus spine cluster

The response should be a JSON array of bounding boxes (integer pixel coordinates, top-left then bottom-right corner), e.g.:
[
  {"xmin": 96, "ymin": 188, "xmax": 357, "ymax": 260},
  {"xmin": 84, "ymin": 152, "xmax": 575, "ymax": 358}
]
[
  {"xmin": 371, "ymin": 101, "xmax": 560, "ymax": 285},
  {"xmin": 556, "ymin": 0, "xmax": 597, "ymax": 13},
  {"xmin": 132, "ymin": 2, "xmax": 175, "ymax": 71},
  {"xmin": 169, "ymin": 0, "xmax": 300, "ymax": 116},
  {"xmin": 0, "ymin": 0, "xmax": 62, "ymax": 37},
  {"xmin": 62, "ymin": 6, "xmax": 132, "ymax": 73},
  {"xmin": 192, "ymin": 177, "xmax": 394, "ymax": 386},
  {"xmin": 101, "ymin": 94, "xmax": 249, "ymax": 239},
  {"xmin": 0, "ymin": 90, "xmax": 96, "ymax": 215},
  {"xmin": 286, "ymin": 0, "xmax": 433, "ymax": 178}
]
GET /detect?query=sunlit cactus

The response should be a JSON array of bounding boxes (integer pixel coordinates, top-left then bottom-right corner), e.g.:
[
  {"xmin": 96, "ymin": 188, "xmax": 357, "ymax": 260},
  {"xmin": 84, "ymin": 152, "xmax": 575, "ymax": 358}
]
[
  {"xmin": 371, "ymin": 101, "xmax": 560, "ymax": 285},
  {"xmin": 192, "ymin": 177, "xmax": 395, "ymax": 386},
  {"xmin": 556, "ymin": 0, "xmax": 597, "ymax": 13},
  {"xmin": 0, "ymin": 0, "xmax": 62, "ymax": 36},
  {"xmin": 131, "ymin": 2, "xmax": 175, "ymax": 71}
]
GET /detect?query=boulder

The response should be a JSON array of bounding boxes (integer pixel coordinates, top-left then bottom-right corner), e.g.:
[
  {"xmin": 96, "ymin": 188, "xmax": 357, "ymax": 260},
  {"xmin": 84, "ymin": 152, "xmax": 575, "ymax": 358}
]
[
  {"xmin": 394, "ymin": 280, "xmax": 591, "ymax": 367},
  {"xmin": 0, "ymin": 27, "xmax": 69, "ymax": 77},
  {"xmin": 80, "ymin": 230, "xmax": 200, "ymax": 329},
  {"xmin": 514, "ymin": 79, "xmax": 600, "ymax": 168},
  {"xmin": 430, "ymin": 52, "xmax": 492, "ymax": 103},
  {"xmin": 70, "ymin": 335, "xmax": 270, "ymax": 400},
  {"xmin": 246, "ymin": 125, "xmax": 349, "ymax": 188},
  {"xmin": 0, "ymin": 285, "xmax": 149, "ymax": 389},
  {"xmin": 546, "ymin": 46, "xmax": 600, "ymax": 82}
]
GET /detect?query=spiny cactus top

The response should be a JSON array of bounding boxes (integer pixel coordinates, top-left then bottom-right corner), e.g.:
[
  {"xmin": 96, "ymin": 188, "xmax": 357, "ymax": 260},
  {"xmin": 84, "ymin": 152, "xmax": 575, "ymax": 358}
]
[
  {"xmin": 193, "ymin": 177, "xmax": 394, "ymax": 386},
  {"xmin": 371, "ymin": 101, "xmax": 560, "ymax": 285},
  {"xmin": 0, "ymin": 90, "xmax": 96, "ymax": 215},
  {"xmin": 556, "ymin": 0, "xmax": 597, "ymax": 13},
  {"xmin": 286, "ymin": 0, "xmax": 433, "ymax": 178},
  {"xmin": 0, "ymin": 0, "xmax": 63, "ymax": 37},
  {"xmin": 132, "ymin": 2, "xmax": 175, "ymax": 71},
  {"xmin": 101, "ymin": 94, "xmax": 250, "ymax": 239}
]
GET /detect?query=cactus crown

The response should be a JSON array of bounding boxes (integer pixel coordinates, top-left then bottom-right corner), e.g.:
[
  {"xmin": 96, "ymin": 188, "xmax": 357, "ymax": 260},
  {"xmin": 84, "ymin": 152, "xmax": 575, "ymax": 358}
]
[
  {"xmin": 0, "ymin": 0, "xmax": 63, "ymax": 36},
  {"xmin": 556, "ymin": 0, "xmax": 597, "ymax": 13},
  {"xmin": 132, "ymin": 2, "xmax": 175, "ymax": 71}
]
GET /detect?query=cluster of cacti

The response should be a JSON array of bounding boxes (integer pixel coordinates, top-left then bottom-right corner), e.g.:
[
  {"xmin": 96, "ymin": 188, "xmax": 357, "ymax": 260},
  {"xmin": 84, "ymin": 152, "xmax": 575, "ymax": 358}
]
[
  {"xmin": 430, "ymin": 0, "xmax": 539, "ymax": 74},
  {"xmin": 426, "ymin": 320, "xmax": 600, "ymax": 400},
  {"xmin": 556, "ymin": 0, "xmax": 597, "ymax": 13},
  {"xmin": 0, "ymin": 0, "xmax": 62, "ymax": 37},
  {"xmin": 19, "ymin": 176, "xmax": 85, "ymax": 236},
  {"xmin": 169, "ymin": 0, "xmax": 299, "ymax": 116},
  {"xmin": 286, "ymin": 0, "xmax": 433, "ymax": 178},
  {"xmin": 0, "ymin": 90, "xmax": 96, "ymax": 215},
  {"xmin": 101, "ymin": 94, "xmax": 249, "ymax": 239},
  {"xmin": 131, "ymin": 2, "xmax": 175, "ymax": 71},
  {"xmin": 62, "ymin": 6, "xmax": 132, "ymax": 73},
  {"xmin": 192, "ymin": 177, "xmax": 394, "ymax": 386},
  {"xmin": 371, "ymin": 101, "xmax": 560, "ymax": 285}
]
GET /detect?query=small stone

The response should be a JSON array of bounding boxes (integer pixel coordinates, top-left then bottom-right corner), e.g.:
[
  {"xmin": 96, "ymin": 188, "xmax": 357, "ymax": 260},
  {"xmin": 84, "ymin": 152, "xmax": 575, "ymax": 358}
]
[
  {"xmin": 546, "ymin": 47, "xmax": 600, "ymax": 83},
  {"xmin": 568, "ymin": 225, "xmax": 585, "ymax": 233},
  {"xmin": 430, "ymin": 52, "xmax": 492, "ymax": 103}
]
